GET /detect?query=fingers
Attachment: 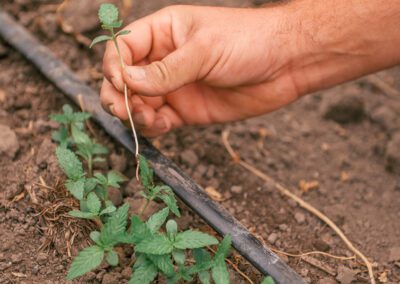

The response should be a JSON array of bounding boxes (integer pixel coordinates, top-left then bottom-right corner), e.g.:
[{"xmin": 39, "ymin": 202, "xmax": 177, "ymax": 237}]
[
  {"xmin": 122, "ymin": 40, "xmax": 204, "ymax": 96},
  {"xmin": 102, "ymin": 8, "xmax": 178, "ymax": 93}
]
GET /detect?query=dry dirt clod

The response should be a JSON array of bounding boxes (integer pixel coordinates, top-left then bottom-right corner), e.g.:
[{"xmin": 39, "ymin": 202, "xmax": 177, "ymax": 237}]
[
  {"xmin": 0, "ymin": 124, "xmax": 19, "ymax": 159},
  {"xmin": 389, "ymin": 247, "xmax": 400, "ymax": 262},
  {"xmin": 321, "ymin": 94, "xmax": 365, "ymax": 124},
  {"xmin": 108, "ymin": 187, "xmax": 123, "ymax": 206},
  {"xmin": 180, "ymin": 149, "xmax": 199, "ymax": 167},
  {"xmin": 267, "ymin": 232, "xmax": 278, "ymax": 244},
  {"xmin": 385, "ymin": 132, "xmax": 400, "ymax": 174},
  {"xmin": 294, "ymin": 212, "xmax": 306, "ymax": 224},
  {"xmin": 231, "ymin": 185, "xmax": 243, "ymax": 194},
  {"xmin": 336, "ymin": 265, "xmax": 360, "ymax": 284}
]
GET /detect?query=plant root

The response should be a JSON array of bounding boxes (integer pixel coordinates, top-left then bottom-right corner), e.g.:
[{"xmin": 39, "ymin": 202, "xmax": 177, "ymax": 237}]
[{"xmin": 221, "ymin": 130, "xmax": 376, "ymax": 284}]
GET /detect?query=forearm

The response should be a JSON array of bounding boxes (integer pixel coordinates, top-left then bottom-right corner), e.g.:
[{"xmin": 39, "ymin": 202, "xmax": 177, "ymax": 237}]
[{"xmin": 277, "ymin": 0, "xmax": 400, "ymax": 95}]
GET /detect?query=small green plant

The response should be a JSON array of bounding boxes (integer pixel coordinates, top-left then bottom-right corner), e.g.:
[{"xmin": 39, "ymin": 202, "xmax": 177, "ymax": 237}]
[
  {"xmin": 50, "ymin": 104, "xmax": 234, "ymax": 283},
  {"xmin": 48, "ymin": 3, "xmax": 276, "ymax": 283}
]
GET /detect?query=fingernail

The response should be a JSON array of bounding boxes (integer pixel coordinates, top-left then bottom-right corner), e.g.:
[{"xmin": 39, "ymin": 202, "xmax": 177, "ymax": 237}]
[
  {"xmin": 133, "ymin": 111, "xmax": 146, "ymax": 125},
  {"xmin": 127, "ymin": 67, "xmax": 146, "ymax": 81},
  {"xmin": 109, "ymin": 104, "xmax": 116, "ymax": 115},
  {"xmin": 111, "ymin": 77, "xmax": 123, "ymax": 92},
  {"xmin": 154, "ymin": 117, "xmax": 167, "ymax": 129}
]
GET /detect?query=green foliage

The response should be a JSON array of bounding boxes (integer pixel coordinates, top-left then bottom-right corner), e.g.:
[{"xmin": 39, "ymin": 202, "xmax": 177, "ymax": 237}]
[
  {"xmin": 50, "ymin": 4, "xmax": 236, "ymax": 283},
  {"xmin": 66, "ymin": 246, "xmax": 104, "ymax": 280},
  {"xmin": 262, "ymin": 276, "xmax": 276, "ymax": 284}
]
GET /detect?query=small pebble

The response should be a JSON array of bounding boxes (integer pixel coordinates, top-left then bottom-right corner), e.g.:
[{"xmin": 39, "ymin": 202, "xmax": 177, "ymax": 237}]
[
  {"xmin": 267, "ymin": 232, "xmax": 278, "ymax": 244},
  {"xmin": 294, "ymin": 212, "xmax": 306, "ymax": 224},
  {"xmin": 230, "ymin": 185, "xmax": 243, "ymax": 194}
]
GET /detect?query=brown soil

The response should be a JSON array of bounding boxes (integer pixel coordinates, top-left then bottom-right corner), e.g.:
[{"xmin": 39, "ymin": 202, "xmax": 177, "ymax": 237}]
[{"xmin": 1, "ymin": 1, "xmax": 400, "ymax": 284}]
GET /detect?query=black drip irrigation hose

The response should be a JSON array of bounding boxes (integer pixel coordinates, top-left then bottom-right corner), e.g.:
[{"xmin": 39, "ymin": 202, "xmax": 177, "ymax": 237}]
[{"xmin": 0, "ymin": 10, "xmax": 306, "ymax": 284}]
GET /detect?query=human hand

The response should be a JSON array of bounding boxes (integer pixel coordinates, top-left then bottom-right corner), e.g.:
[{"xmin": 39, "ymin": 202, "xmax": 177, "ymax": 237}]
[{"xmin": 100, "ymin": 1, "xmax": 400, "ymax": 137}]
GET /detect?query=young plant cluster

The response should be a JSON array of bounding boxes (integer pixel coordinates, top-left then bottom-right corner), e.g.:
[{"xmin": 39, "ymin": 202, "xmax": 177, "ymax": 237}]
[{"xmin": 50, "ymin": 105, "xmax": 233, "ymax": 283}]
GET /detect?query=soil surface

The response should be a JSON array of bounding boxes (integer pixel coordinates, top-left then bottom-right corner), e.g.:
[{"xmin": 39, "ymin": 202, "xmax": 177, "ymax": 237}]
[{"xmin": 1, "ymin": 1, "xmax": 400, "ymax": 284}]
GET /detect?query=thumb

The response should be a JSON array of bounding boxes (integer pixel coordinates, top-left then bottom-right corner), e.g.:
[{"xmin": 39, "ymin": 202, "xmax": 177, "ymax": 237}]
[{"xmin": 122, "ymin": 41, "xmax": 203, "ymax": 96}]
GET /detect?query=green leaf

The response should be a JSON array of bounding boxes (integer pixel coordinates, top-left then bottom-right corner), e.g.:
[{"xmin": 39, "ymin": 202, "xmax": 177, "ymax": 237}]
[
  {"xmin": 188, "ymin": 249, "xmax": 213, "ymax": 274},
  {"xmin": 56, "ymin": 147, "xmax": 84, "ymax": 180},
  {"xmin": 84, "ymin": 178, "xmax": 98, "ymax": 193},
  {"xmin": 98, "ymin": 3, "xmax": 119, "ymax": 26},
  {"xmin": 172, "ymin": 249, "xmax": 185, "ymax": 265},
  {"xmin": 94, "ymin": 173, "xmax": 108, "ymax": 185},
  {"xmin": 146, "ymin": 254, "xmax": 175, "ymax": 277},
  {"xmin": 166, "ymin": 219, "xmax": 178, "ymax": 238},
  {"xmin": 107, "ymin": 171, "xmax": 127, "ymax": 188},
  {"xmin": 138, "ymin": 155, "xmax": 153, "ymax": 188},
  {"xmin": 100, "ymin": 204, "xmax": 116, "ymax": 216},
  {"xmin": 136, "ymin": 234, "xmax": 173, "ymax": 255},
  {"xmin": 106, "ymin": 250, "xmax": 119, "ymax": 266},
  {"xmin": 129, "ymin": 255, "xmax": 158, "ymax": 284},
  {"xmin": 174, "ymin": 231, "xmax": 218, "ymax": 249},
  {"xmin": 51, "ymin": 125, "xmax": 68, "ymax": 146},
  {"xmin": 100, "ymin": 203, "xmax": 129, "ymax": 246},
  {"xmin": 90, "ymin": 231, "xmax": 101, "ymax": 245},
  {"xmin": 215, "ymin": 235, "xmax": 232, "ymax": 260},
  {"xmin": 102, "ymin": 20, "xmax": 122, "ymax": 29},
  {"xmin": 71, "ymin": 112, "xmax": 91, "ymax": 122},
  {"xmin": 146, "ymin": 207, "xmax": 169, "ymax": 233},
  {"xmin": 211, "ymin": 257, "xmax": 229, "ymax": 284},
  {"xmin": 261, "ymin": 276, "xmax": 276, "ymax": 284},
  {"xmin": 198, "ymin": 271, "xmax": 211, "ymax": 284},
  {"xmin": 92, "ymin": 143, "xmax": 109, "ymax": 155},
  {"xmin": 68, "ymin": 210, "xmax": 96, "ymax": 219},
  {"xmin": 87, "ymin": 192, "xmax": 101, "ymax": 214},
  {"xmin": 66, "ymin": 246, "xmax": 104, "ymax": 280},
  {"xmin": 63, "ymin": 104, "xmax": 73, "ymax": 115},
  {"xmin": 116, "ymin": 30, "xmax": 131, "ymax": 37},
  {"xmin": 123, "ymin": 216, "xmax": 152, "ymax": 244},
  {"xmin": 71, "ymin": 124, "xmax": 91, "ymax": 145},
  {"xmin": 90, "ymin": 35, "xmax": 112, "ymax": 48},
  {"xmin": 65, "ymin": 179, "xmax": 85, "ymax": 200},
  {"xmin": 159, "ymin": 194, "xmax": 180, "ymax": 217}
]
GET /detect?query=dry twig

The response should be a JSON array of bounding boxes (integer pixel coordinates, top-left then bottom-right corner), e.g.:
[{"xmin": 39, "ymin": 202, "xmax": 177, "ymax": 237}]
[{"xmin": 221, "ymin": 130, "xmax": 375, "ymax": 284}]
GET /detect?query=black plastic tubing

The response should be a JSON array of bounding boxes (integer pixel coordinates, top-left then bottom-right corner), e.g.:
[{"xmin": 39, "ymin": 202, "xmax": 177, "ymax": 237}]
[{"xmin": 0, "ymin": 10, "xmax": 305, "ymax": 284}]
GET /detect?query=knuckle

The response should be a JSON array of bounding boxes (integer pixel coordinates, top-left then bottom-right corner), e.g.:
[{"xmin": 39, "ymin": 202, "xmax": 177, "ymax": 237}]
[{"xmin": 148, "ymin": 61, "xmax": 171, "ymax": 93}]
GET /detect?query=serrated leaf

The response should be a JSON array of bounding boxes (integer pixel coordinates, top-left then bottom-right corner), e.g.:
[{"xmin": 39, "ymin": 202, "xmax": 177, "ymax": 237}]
[
  {"xmin": 159, "ymin": 194, "xmax": 180, "ymax": 217},
  {"xmin": 172, "ymin": 249, "xmax": 185, "ymax": 265},
  {"xmin": 116, "ymin": 30, "xmax": 131, "ymax": 37},
  {"xmin": 94, "ymin": 173, "xmax": 108, "ymax": 185},
  {"xmin": 51, "ymin": 125, "xmax": 68, "ymax": 145},
  {"xmin": 98, "ymin": 3, "xmax": 119, "ymax": 26},
  {"xmin": 100, "ymin": 204, "xmax": 116, "ymax": 216},
  {"xmin": 129, "ymin": 255, "xmax": 158, "ymax": 284},
  {"xmin": 66, "ymin": 179, "xmax": 85, "ymax": 200},
  {"xmin": 92, "ymin": 143, "xmax": 109, "ymax": 155},
  {"xmin": 106, "ymin": 250, "xmax": 119, "ymax": 266},
  {"xmin": 63, "ymin": 104, "xmax": 73, "ymax": 115},
  {"xmin": 188, "ymin": 249, "xmax": 213, "ymax": 275},
  {"xmin": 261, "ymin": 276, "xmax": 276, "ymax": 284},
  {"xmin": 146, "ymin": 207, "xmax": 169, "ymax": 233},
  {"xmin": 90, "ymin": 231, "xmax": 101, "ymax": 245},
  {"xmin": 147, "ymin": 254, "xmax": 175, "ymax": 277},
  {"xmin": 56, "ymin": 147, "xmax": 84, "ymax": 180},
  {"xmin": 198, "ymin": 271, "xmax": 211, "ymax": 284},
  {"xmin": 71, "ymin": 124, "xmax": 91, "ymax": 145},
  {"xmin": 66, "ymin": 246, "xmax": 104, "ymax": 280},
  {"xmin": 136, "ymin": 234, "xmax": 173, "ymax": 255},
  {"xmin": 102, "ymin": 20, "xmax": 122, "ymax": 29},
  {"xmin": 166, "ymin": 219, "xmax": 178, "ymax": 238},
  {"xmin": 215, "ymin": 235, "xmax": 232, "ymax": 260},
  {"xmin": 87, "ymin": 192, "xmax": 101, "ymax": 214},
  {"xmin": 211, "ymin": 257, "xmax": 229, "ymax": 284},
  {"xmin": 174, "ymin": 231, "xmax": 218, "ymax": 249},
  {"xmin": 72, "ymin": 112, "xmax": 91, "ymax": 122},
  {"xmin": 90, "ymin": 35, "xmax": 111, "ymax": 48},
  {"xmin": 68, "ymin": 210, "xmax": 97, "ymax": 219},
  {"xmin": 100, "ymin": 203, "xmax": 129, "ymax": 246},
  {"xmin": 123, "ymin": 216, "xmax": 152, "ymax": 244},
  {"xmin": 50, "ymin": 113, "xmax": 70, "ymax": 124},
  {"xmin": 84, "ymin": 178, "xmax": 98, "ymax": 193},
  {"xmin": 107, "ymin": 171, "xmax": 127, "ymax": 188},
  {"xmin": 138, "ymin": 155, "xmax": 153, "ymax": 188}
]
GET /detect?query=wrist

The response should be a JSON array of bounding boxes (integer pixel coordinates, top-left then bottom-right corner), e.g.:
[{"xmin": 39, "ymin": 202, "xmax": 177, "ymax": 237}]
[{"xmin": 279, "ymin": 0, "xmax": 400, "ymax": 95}]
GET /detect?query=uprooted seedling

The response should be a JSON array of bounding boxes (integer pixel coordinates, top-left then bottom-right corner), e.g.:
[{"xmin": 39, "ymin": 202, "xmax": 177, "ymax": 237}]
[{"xmin": 50, "ymin": 104, "xmax": 235, "ymax": 283}]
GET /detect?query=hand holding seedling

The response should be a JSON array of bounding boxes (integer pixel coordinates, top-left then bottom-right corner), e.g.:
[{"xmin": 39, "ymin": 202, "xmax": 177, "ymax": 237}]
[{"xmin": 101, "ymin": 1, "xmax": 400, "ymax": 137}]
